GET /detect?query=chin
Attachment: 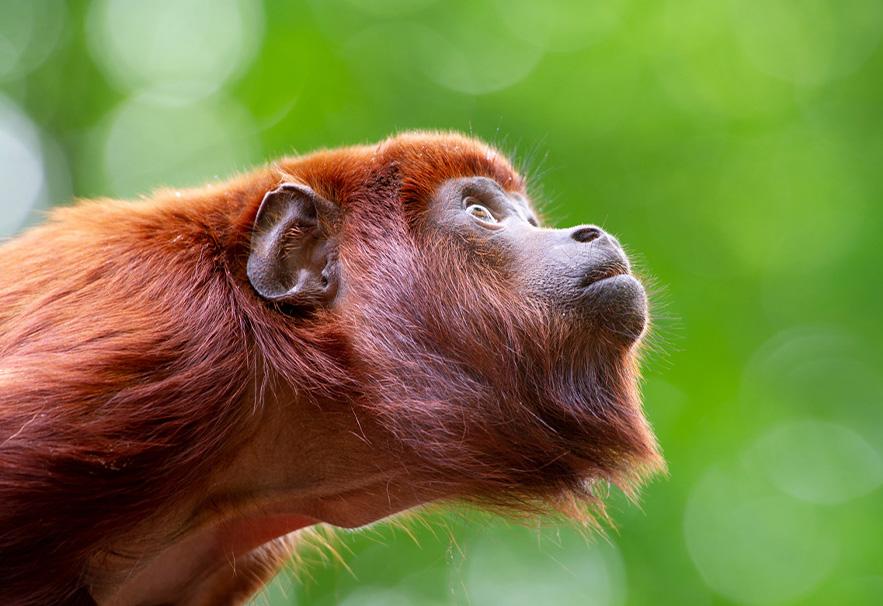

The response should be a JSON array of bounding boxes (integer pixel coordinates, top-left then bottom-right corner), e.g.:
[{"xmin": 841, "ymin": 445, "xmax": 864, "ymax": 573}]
[{"xmin": 580, "ymin": 274, "xmax": 648, "ymax": 346}]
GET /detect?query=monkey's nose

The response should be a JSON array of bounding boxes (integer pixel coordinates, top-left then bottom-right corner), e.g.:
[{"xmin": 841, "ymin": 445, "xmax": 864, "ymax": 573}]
[
  {"xmin": 568, "ymin": 225, "xmax": 631, "ymax": 286},
  {"xmin": 570, "ymin": 225, "xmax": 604, "ymax": 243}
]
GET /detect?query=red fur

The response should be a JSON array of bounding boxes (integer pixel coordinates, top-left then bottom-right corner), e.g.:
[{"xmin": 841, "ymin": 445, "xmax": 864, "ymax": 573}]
[{"xmin": 0, "ymin": 132, "xmax": 662, "ymax": 604}]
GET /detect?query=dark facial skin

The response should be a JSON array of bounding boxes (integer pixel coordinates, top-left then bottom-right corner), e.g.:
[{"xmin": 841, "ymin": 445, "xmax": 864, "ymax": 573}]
[{"xmin": 431, "ymin": 176, "xmax": 648, "ymax": 345}]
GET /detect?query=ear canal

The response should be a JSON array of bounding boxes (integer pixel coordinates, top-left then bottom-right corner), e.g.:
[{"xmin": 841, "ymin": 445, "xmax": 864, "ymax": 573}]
[{"xmin": 247, "ymin": 183, "xmax": 340, "ymax": 308}]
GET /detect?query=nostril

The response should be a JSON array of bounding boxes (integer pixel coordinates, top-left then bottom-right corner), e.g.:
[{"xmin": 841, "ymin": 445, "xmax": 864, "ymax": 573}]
[{"xmin": 571, "ymin": 226, "xmax": 603, "ymax": 243}]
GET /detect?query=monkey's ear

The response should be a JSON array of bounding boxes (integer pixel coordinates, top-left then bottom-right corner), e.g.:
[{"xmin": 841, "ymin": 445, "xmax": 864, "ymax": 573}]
[{"xmin": 247, "ymin": 183, "xmax": 340, "ymax": 308}]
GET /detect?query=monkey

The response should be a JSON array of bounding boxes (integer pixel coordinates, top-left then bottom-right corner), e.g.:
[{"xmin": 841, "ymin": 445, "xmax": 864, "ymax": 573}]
[{"xmin": 0, "ymin": 131, "xmax": 663, "ymax": 605}]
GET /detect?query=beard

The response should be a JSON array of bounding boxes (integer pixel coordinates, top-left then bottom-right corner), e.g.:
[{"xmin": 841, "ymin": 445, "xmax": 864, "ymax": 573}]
[{"xmin": 345, "ymin": 237, "xmax": 664, "ymax": 520}]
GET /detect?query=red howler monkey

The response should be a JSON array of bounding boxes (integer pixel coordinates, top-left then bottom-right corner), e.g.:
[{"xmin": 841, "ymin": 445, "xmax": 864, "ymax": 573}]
[{"xmin": 0, "ymin": 132, "xmax": 663, "ymax": 605}]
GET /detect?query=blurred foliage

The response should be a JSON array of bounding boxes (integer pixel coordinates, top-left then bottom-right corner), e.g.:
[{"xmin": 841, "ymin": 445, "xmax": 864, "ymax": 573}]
[{"xmin": 2, "ymin": 0, "xmax": 882, "ymax": 604}]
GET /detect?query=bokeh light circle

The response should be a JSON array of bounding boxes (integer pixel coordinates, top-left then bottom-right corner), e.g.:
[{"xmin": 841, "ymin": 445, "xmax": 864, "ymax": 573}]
[
  {"xmin": 100, "ymin": 94, "xmax": 258, "ymax": 198},
  {"xmin": 712, "ymin": 127, "xmax": 865, "ymax": 274},
  {"xmin": 745, "ymin": 419, "xmax": 883, "ymax": 505},
  {"xmin": 495, "ymin": 0, "xmax": 628, "ymax": 53},
  {"xmin": 0, "ymin": 96, "xmax": 46, "ymax": 237},
  {"xmin": 729, "ymin": 0, "xmax": 883, "ymax": 86},
  {"xmin": 740, "ymin": 326, "xmax": 883, "ymax": 440},
  {"xmin": 654, "ymin": 0, "xmax": 793, "ymax": 119},
  {"xmin": 86, "ymin": 0, "xmax": 264, "ymax": 101},
  {"xmin": 684, "ymin": 466, "xmax": 838, "ymax": 605},
  {"xmin": 343, "ymin": 0, "xmax": 440, "ymax": 17},
  {"xmin": 339, "ymin": 585, "xmax": 447, "ymax": 606},
  {"xmin": 461, "ymin": 526, "xmax": 625, "ymax": 606},
  {"xmin": 0, "ymin": 0, "xmax": 66, "ymax": 81},
  {"xmin": 420, "ymin": 29, "xmax": 541, "ymax": 95},
  {"xmin": 310, "ymin": 0, "xmax": 541, "ymax": 95}
]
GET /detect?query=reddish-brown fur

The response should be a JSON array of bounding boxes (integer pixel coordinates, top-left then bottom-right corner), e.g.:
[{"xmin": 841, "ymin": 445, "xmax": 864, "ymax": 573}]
[{"xmin": 0, "ymin": 132, "xmax": 662, "ymax": 605}]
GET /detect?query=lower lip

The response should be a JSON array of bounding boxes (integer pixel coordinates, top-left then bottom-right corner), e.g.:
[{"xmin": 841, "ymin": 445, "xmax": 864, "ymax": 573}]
[
  {"xmin": 580, "ymin": 274, "xmax": 648, "ymax": 342},
  {"xmin": 581, "ymin": 274, "xmax": 647, "ymax": 311}
]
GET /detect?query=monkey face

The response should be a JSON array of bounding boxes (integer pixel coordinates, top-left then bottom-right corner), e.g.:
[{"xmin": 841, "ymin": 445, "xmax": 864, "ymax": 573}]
[
  {"xmin": 248, "ymin": 133, "xmax": 663, "ymax": 520},
  {"xmin": 430, "ymin": 175, "xmax": 648, "ymax": 347}
]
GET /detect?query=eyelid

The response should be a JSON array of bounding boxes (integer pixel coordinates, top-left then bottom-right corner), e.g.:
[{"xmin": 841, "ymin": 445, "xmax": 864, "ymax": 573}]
[
  {"xmin": 462, "ymin": 193, "xmax": 504, "ymax": 215},
  {"xmin": 462, "ymin": 193, "xmax": 540, "ymax": 229}
]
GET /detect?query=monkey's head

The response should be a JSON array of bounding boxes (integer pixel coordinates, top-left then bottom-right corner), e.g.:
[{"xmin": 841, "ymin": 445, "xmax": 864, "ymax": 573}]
[{"xmin": 245, "ymin": 132, "xmax": 663, "ymax": 526}]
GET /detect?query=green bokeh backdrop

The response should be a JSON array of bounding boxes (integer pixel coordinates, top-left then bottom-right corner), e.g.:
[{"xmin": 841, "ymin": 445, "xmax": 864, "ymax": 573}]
[{"xmin": 2, "ymin": 1, "xmax": 881, "ymax": 605}]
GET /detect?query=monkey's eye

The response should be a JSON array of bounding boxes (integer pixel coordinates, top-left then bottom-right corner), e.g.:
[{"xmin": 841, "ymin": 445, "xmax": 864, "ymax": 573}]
[{"xmin": 465, "ymin": 202, "xmax": 498, "ymax": 224}]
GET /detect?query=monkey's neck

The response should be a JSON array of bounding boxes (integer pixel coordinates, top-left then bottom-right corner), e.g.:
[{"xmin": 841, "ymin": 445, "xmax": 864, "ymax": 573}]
[
  {"xmin": 89, "ymin": 477, "xmax": 421, "ymax": 606},
  {"xmin": 86, "ymin": 389, "xmax": 421, "ymax": 606},
  {"xmin": 90, "ymin": 508, "xmax": 316, "ymax": 606}
]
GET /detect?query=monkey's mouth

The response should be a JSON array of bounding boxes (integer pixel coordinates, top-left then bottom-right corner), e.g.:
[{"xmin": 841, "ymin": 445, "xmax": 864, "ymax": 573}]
[
  {"xmin": 578, "ymin": 258, "xmax": 630, "ymax": 289},
  {"xmin": 584, "ymin": 272, "xmax": 640, "ymax": 292},
  {"xmin": 577, "ymin": 273, "xmax": 648, "ymax": 344}
]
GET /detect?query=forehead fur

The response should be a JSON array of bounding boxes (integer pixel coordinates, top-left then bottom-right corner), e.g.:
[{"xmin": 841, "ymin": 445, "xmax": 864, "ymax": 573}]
[
  {"xmin": 273, "ymin": 131, "xmax": 524, "ymax": 208},
  {"xmin": 376, "ymin": 131, "xmax": 525, "ymax": 202}
]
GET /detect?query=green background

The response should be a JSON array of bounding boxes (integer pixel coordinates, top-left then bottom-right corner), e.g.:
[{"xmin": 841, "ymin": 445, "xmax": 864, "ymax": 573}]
[{"xmin": 2, "ymin": 1, "xmax": 882, "ymax": 604}]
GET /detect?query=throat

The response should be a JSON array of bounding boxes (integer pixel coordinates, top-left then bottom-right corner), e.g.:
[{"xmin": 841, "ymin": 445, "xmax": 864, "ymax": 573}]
[
  {"xmin": 216, "ymin": 513, "xmax": 317, "ymax": 556},
  {"xmin": 93, "ymin": 513, "xmax": 316, "ymax": 606}
]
